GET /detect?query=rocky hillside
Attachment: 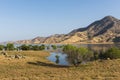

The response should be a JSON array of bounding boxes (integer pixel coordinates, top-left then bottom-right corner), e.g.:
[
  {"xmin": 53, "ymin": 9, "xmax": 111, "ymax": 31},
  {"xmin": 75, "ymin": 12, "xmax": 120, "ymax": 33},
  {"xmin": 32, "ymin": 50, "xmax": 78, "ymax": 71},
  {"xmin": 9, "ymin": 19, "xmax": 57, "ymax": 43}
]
[{"xmin": 11, "ymin": 16, "xmax": 120, "ymax": 44}]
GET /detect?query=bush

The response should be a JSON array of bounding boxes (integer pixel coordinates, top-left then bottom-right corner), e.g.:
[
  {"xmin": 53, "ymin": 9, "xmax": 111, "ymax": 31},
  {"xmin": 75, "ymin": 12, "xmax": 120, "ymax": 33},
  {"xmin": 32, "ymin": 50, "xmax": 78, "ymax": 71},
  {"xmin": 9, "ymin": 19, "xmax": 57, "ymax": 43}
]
[
  {"xmin": 102, "ymin": 47, "xmax": 120, "ymax": 59},
  {"xmin": 63, "ymin": 45, "xmax": 93, "ymax": 66},
  {"xmin": 20, "ymin": 44, "xmax": 30, "ymax": 50},
  {"xmin": 32, "ymin": 45, "xmax": 39, "ymax": 50},
  {"xmin": 77, "ymin": 47, "xmax": 93, "ymax": 61},
  {"xmin": 0, "ymin": 45, "xmax": 4, "ymax": 50},
  {"xmin": 19, "ymin": 44, "xmax": 45, "ymax": 51},
  {"xmin": 51, "ymin": 45, "xmax": 57, "ymax": 50},
  {"xmin": 6, "ymin": 43, "xmax": 15, "ymax": 51},
  {"xmin": 39, "ymin": 44, "xmax": 45, "ymax": 50}
]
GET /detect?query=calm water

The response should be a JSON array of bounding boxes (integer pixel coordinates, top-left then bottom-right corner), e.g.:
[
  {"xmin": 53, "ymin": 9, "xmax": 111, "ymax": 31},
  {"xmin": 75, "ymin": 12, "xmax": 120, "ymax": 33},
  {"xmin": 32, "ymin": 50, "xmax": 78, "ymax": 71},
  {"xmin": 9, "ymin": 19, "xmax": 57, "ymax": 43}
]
[
  {"xmin": 47, "ymin": 52, "xmax": 69, "ymax": 65},
  {"xmin": 47, "ymin": 44, "xmax": 120, "ymax": 66}
]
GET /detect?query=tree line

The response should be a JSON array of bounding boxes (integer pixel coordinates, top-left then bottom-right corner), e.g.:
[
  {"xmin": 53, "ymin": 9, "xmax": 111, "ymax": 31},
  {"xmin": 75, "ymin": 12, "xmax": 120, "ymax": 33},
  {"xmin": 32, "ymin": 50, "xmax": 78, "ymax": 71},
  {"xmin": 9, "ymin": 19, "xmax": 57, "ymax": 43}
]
[
  {"xmin": 0, "ymin": 43, "xmax": 46, "ymax": 51},
  {"xmin": 0, "ymin": 43, "xmax": 59, "ymax": 51}
]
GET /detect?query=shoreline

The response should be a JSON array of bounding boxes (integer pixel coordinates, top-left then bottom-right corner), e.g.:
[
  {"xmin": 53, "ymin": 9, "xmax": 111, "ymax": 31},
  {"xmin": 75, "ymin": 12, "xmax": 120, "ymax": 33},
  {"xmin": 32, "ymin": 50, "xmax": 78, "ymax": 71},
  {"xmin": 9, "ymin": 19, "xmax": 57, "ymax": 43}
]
[{"xmin": 1, "ymin": 42, "xmax": 120, "ymax": 45}]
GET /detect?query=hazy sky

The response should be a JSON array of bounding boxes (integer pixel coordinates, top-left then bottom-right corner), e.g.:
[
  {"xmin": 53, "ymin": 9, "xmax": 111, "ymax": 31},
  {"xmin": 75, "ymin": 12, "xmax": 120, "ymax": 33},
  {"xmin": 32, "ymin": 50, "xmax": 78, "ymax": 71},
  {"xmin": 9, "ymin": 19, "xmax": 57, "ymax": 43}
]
[{"xmin": 0, "ymin": 0, "xmax": 120, "ymax": 42}]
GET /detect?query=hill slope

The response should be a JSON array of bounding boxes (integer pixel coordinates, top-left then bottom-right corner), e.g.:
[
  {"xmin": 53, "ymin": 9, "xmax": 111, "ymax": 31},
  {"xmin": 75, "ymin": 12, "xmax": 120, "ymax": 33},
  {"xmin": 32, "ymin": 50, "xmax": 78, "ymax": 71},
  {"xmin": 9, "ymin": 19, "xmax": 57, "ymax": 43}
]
[{"xmin": 8, "ymin": 16, "xmax": 120, "ymax": 44}]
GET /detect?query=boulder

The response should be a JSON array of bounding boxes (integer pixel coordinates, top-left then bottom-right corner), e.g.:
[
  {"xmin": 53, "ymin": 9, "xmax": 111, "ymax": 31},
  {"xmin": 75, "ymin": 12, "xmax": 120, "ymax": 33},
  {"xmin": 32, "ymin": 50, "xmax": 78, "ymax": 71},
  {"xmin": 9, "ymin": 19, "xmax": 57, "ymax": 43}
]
[
  {"xmin": 15, "ymin": 54, "xmax": 25, "ymax": 59},
  {"xmin": 1, "ymin": 52, "xmax": 8, "ymax": 56}
]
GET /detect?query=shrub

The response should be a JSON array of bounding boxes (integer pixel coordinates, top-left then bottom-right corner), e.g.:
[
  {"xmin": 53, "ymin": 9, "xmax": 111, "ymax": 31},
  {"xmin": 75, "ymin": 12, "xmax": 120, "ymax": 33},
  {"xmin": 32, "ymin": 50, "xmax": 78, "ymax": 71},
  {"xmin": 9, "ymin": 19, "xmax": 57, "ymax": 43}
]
[
  {"xmin": 102, "ymin": 47, "xmax": 120, "ymax": 59},
  {"xmin": 20, "ymin": 44, "xmax": 30, "ymax": 50},
  {"xmin": 6, "ymin": 43, "xmax": 15, "ymax": 51},
  {"xmin": 0, "ymin": 45, "xmax": 4, "ymax": 50},
  {"xmin": 76, "ymin": 47, "xmax": 93, "ymax": 62},
  {"xmin": 39, "ymin": 44, "xmax": 45, "ymax": 50},
  {"xmin": 51, "ymin": 45, "xmax": 57, "ymax": 50},
  {"xmin": 63, "ymin": 45, "xmax": 93, "ymax": 66},
  {"xmin": 93, "ymin": 51, "xmax": 99, "ymax": 60},
  {"xmin": 32, "ymin": 45, "xmax": 39, "ymax": 50},
  {"xmin": 19, "ymin": 44, "xmax": 45, "ymax": 51},
  {"xmin": 28, "ymin": 45, "xmax": 33, "ymax": 50}
]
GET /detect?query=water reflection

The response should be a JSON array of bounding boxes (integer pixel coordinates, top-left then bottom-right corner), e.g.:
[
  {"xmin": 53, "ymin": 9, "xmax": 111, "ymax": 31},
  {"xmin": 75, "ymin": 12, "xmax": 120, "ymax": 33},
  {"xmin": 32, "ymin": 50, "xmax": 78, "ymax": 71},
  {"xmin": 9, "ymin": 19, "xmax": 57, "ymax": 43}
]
[{"xmin": 47, "ymin": 52, "xmax": 69, "ymax": 65}]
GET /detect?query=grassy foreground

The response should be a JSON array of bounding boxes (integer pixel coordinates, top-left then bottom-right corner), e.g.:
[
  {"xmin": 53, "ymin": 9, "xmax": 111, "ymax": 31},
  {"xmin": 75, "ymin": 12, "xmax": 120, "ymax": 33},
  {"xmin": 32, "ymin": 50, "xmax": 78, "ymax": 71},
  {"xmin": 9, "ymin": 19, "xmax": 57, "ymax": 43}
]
[{"xmin": 0, "ymin": 51, "xmax": 120, "ymax": 80}]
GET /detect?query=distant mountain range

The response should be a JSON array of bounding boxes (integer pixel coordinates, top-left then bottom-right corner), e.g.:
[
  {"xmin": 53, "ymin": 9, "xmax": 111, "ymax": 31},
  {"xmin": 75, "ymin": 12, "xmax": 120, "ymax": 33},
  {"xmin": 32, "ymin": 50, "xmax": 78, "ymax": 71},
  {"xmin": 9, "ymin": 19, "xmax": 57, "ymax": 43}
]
[{"xmin": 3, "ymin": 16, "xmax": 120, "ymax": 44}]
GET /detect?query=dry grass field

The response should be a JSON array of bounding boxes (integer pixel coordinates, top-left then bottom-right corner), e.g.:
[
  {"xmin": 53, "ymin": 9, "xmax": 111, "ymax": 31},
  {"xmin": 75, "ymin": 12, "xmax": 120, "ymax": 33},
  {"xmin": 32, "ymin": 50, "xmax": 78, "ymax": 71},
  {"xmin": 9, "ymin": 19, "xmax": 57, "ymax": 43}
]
[{"xmin": 0, "ymin": 51, "xmax": 120, "ymax": 80}]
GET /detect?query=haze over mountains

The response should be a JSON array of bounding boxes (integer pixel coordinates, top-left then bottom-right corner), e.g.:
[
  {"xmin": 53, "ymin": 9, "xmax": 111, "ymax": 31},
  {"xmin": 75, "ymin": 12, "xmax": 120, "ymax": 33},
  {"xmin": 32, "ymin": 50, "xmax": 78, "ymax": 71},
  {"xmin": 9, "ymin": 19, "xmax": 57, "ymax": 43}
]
[{"xmin": 5, "ymin": 16, "xmax": 120, "ymax": 44}]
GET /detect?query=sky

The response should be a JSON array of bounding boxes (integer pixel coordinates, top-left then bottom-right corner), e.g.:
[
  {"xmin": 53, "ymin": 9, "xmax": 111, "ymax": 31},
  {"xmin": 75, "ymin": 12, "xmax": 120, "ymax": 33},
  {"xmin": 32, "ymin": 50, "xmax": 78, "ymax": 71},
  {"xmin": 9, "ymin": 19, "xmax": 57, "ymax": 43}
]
[{"xmin": 0, "ymin": 0, "xmax": 120, "ymax": 42}]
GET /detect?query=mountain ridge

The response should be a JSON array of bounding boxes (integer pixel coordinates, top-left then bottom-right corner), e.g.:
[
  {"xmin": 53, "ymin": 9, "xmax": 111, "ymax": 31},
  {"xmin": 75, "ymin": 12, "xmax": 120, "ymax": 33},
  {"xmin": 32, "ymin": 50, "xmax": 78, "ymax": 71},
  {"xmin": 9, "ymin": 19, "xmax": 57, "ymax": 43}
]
[{"xmin": 3, "ymin": 15, "xmax": 120, "ymax": 44}]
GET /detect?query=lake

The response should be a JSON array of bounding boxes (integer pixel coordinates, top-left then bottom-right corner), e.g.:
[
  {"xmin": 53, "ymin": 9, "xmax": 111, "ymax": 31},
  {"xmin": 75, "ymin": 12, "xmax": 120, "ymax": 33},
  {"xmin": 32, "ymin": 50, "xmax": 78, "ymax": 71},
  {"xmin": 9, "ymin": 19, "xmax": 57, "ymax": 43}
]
[
  {"xmin": 47, "ymin": 44, "xmax": 120, "ymax": 66},
  {"xmin": 47, "ymin": 52, "xmax": 69, "ymax": 65}
]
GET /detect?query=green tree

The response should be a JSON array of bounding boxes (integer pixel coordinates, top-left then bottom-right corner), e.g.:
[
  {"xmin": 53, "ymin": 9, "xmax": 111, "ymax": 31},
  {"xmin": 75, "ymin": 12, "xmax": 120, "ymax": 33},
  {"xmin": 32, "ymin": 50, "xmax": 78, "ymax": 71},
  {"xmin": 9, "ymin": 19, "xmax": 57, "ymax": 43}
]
[
  {"xmin": 51, "ymin": 45, "xmax": 57, "ymax": 50},
  {"xmin": 6, "ymin": 43, "xmax": 14, "ymax": 51},
  {"xmin": 101, "ymin": 47, "xmax": 120, "ymax": 59},
  {"xmin": 39, "ymin": 44, "xmax": 45, "ymax": 50},
  {"xmin": 28, "ymin": 45, "xmax": 33, "ymax": 50},
  {"xmin": 32, "ymin": 45, "xmax": 39, "ymax": 50},
  {"xmin": 0, "ymin": 45, "xmax": 4, "ymax": 50},
  {"xmin": 76, "ymin": 47, "xmax": 93, "ymax": 62},
  {"xmin": 20, "ymin": 44, "xmax": 30, "ymax": 50},
  {"xmin": 63, "ymin": 45, "xmax": 93, "ymax": 66},
  {"xmin": 63, "ymin": 44, "xmax": 77, "ymax": 53}
]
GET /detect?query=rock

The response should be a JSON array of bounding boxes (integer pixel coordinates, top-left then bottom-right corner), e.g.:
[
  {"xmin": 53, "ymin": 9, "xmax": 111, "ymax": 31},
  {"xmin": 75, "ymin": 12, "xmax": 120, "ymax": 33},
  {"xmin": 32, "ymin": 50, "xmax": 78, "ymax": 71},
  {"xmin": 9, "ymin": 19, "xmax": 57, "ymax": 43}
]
[
  {"xmin": 15, "ymin": 54, "xmax": 22, "ymax": 59},
  {"xmin": 1, "ymin": 52, "xmax": 8, "ymax": 56},
  {"xmin": 14, "ymin": 54, "xmax": 25, "ymax": 59},
  {"xmin": 5, "ymin": 55, "xmax": 15, "ymax": 59},
  {"xmin": 10, "ymin": 55, "xmax": 15, "ymax": 59},
  {"xmin": 107, "ymin": 58, "xmax": 110, "ymax": 60},
  {"xmin": 6, "ymin": 54, "xmax": 25, "ymax": 59},
  {"xmin": 22, "ymin": 56, "xmax": 26, "ymax": 59},
  {"xmin": 0, "ymin": 52, "xmax": 26, "ymax": 60}
]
